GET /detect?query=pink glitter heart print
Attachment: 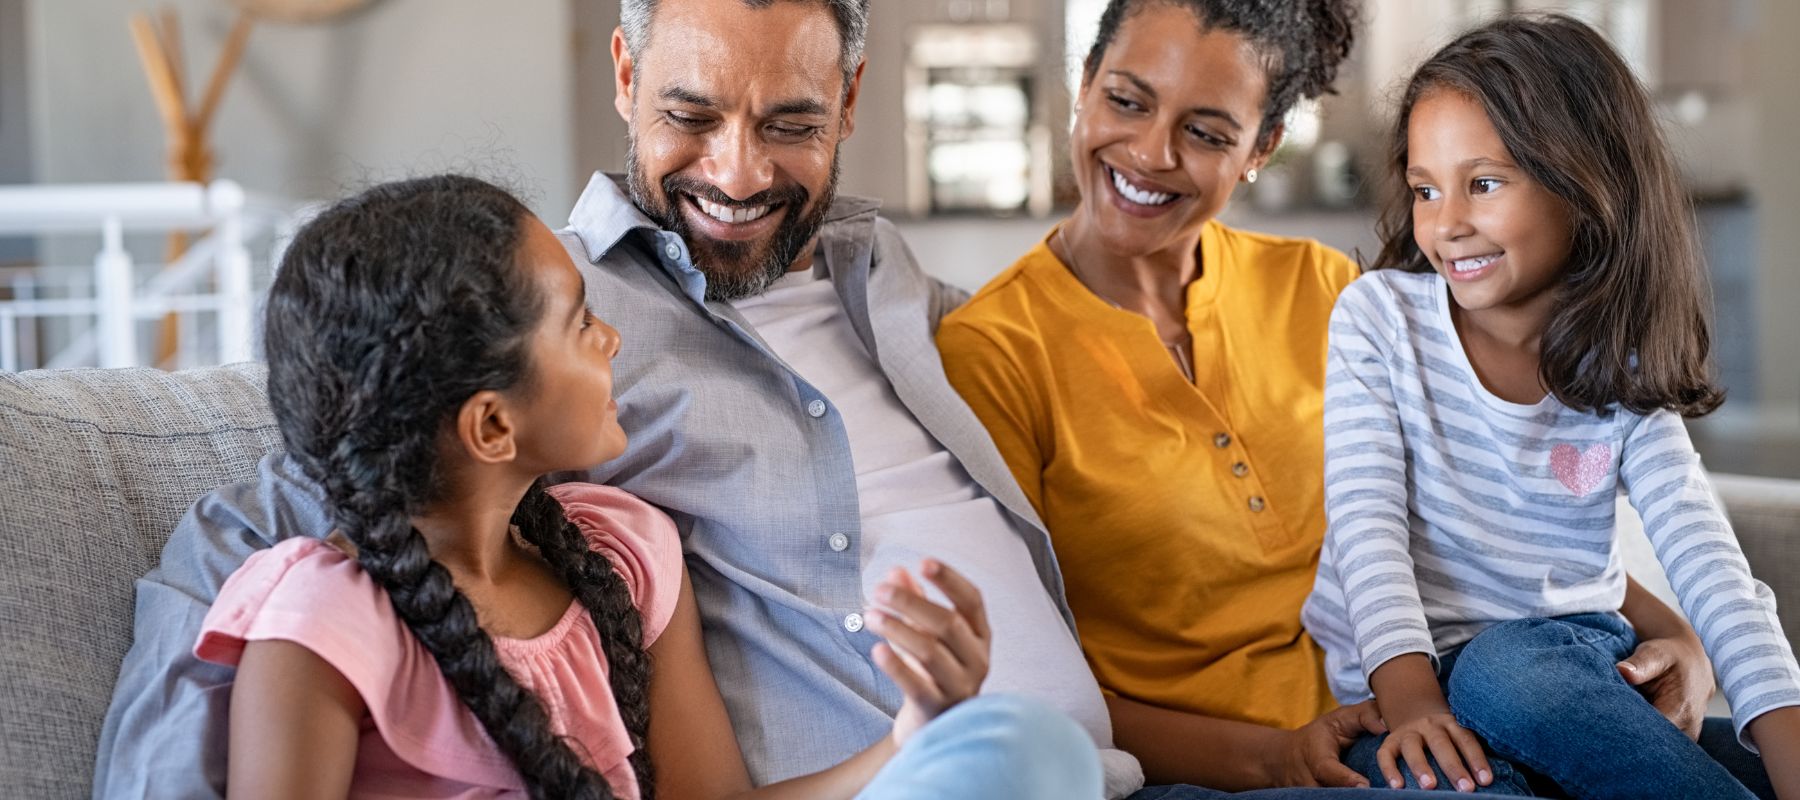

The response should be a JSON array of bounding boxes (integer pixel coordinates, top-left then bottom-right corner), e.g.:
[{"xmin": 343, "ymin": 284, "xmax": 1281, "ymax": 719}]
[{"xmin": 1550, "ymin": 443, "xmax": 1611, "ymax": 496}]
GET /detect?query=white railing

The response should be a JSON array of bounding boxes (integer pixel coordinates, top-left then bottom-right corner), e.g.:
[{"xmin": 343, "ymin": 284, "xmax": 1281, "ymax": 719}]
[{"xmin": 0, "ymin": 180, "xmax": 291, "ymax": 371}]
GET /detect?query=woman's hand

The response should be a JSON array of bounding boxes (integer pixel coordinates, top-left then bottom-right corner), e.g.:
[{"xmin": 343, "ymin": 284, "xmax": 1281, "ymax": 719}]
[
  {"xmin": 864, "ymin": 559, "xmax": 991, "ymax": 746},
  {"xmin": 1268, "ymin": 700, "xmax": 1386, "ymax": 788},
  {"xmin": 1377, "ymin": 711, "xmax": 1492, "ymax": 792},
  {"xmin": 1616, "ymin": 632, "xmax": 1712, "ymax": 740}
]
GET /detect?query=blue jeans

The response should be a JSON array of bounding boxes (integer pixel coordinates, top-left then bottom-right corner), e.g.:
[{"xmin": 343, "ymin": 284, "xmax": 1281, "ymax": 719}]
[
  {"xmin": 1129, "ymin": 786, "xmax": 1443, "ymax": 799},
  {"xmin": 856, "ymin": 694, "xmax": 1103, "ymax": 799},
  {"xmin": 1340, "ymin": 614, "xmax": 1774, "ymax": 799}
]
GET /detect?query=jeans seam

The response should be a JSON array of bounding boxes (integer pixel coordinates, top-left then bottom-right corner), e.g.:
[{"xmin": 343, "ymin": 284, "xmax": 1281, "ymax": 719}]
[{"xmin": 1452, "ymin": 707, "xmax": 1590, "ymax": 800}]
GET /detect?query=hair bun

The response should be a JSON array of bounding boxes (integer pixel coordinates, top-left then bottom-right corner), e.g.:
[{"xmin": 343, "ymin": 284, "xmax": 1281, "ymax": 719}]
[{"xmin": 1301, "ymin": 0, "xmax": 1359, "ymax": 99}]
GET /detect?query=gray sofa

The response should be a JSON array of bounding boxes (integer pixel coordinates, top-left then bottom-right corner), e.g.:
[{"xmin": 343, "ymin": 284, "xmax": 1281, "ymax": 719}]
[{"xmin": 3, "ymin": 364, "xmax": 1799, "ymax": 798}]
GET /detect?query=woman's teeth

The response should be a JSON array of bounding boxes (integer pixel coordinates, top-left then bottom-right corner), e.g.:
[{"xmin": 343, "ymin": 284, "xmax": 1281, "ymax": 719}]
[
  {"xmin": 695, "ymin": 196, "xmax": 773, "ymax": 224},
  {"xmin": 1451, "ymin": 254, "xmax": 1502, "ymax": 272},
  {"xmin": 1109, "ymin": 167, "xmax": 1176, "ymax": 206}
]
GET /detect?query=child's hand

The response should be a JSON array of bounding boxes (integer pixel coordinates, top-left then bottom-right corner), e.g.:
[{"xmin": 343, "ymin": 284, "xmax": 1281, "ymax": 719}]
[
  {"xmin": 1377, "ymin": 711, "xmax": 1492, "ymax": 792},
  {"xmin": 865, "ymin": 559, "xmax": 991, "ymax": 746}
]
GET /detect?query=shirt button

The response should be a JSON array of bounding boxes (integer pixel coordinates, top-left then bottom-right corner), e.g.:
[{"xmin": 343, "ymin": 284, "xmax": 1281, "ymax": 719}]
[
  {"xmin": 1248, "ymin": 496, "xmax": 1266, "ymax": 512},
  {"xmin": 807, "ymin": 399, "xmax": 827, "ymax": 418},
  {"xmin": 1232, "ymin": 462, "xmax": 1249, "ymax": 478},
  {"xmin": 828, "ymin": 533, "xmax": 850, "ymax": 552},
  {"xmin": 664, "ymin": 242, "xmax": 681, "ymax": 260},
  {"xmin": 843, "ymin": 613, "xmax": 865, "ymax": 633},
  {"xmin": 1214, "ymin": 433, "xmax": 1232, "ymax": 449}
]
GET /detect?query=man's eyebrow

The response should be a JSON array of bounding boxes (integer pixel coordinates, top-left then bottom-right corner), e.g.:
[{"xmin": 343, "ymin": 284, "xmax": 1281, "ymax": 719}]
[
  {"xmin": 659, "ymin": 86, "xmax": 715, "ymax": 107},
  {"xmin": 770, "ymin": 99, "xmax": 829, "ymax": 116}
]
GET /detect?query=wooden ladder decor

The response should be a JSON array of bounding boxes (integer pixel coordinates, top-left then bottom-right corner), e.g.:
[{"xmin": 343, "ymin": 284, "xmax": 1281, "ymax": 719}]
[{"xmin": 128, "ymin": 8, "xmax": 253, "ymax": 367}]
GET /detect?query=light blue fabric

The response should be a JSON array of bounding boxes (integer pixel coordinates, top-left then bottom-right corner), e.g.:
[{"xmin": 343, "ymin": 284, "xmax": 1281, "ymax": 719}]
[
  {"xmin": 856, "ymin": 695, "xmax": 1101, "ymax": 800},
  {"xmin": 1128, "ymin": 787, "xmax": 1439, "ymax": 799},
  {"xmin": 93, "ymin": 174, "xmax": 1082, "ymax": 796}
]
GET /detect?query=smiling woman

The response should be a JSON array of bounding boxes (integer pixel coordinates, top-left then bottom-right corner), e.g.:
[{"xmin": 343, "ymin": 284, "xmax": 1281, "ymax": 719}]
[{"xmin": 935, "ymin": 1, "xmax": 1392, "ymax": 793}]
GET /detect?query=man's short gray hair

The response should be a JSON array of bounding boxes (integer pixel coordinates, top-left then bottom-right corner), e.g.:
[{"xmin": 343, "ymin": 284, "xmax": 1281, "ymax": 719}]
[{"xmin": 620, "ymin": 0, "xmax": 870, "ymax": 92}]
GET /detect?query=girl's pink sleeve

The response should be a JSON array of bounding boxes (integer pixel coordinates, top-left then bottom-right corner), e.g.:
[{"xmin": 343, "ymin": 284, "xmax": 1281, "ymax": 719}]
[
  {"xmin": 194, "ymin": 536, "xmax": 523, "ymax": 787},
  {"xmin": 194, "ymin": 536, "xmax": 401, "ymax": 673},
  {"xmin": 546, "ymin": 483, "xmax": 686, "ymax": 645}
]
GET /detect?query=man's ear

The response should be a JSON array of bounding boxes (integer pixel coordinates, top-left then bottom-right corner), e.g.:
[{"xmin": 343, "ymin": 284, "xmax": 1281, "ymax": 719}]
[
  {"xmin": 612, "ymin": 26, "xmax": 635, "ymax": 124},
  {"xmin": 455, "ymin": 390, "xmax": 519, "ymax": 466},
  {"xmin": 839, "ymin": 59, "xmax": 866, "ymax": 140}
]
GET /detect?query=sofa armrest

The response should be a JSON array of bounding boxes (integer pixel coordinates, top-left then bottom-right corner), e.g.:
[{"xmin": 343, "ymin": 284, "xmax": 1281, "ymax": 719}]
[
  {"xmin": 1714, "ymin": 473, "xmax": 1800, "ymax": 652},
  {"xmin": 1617, "ymin": 472, "xmax": 1800, "ymax": 659}
]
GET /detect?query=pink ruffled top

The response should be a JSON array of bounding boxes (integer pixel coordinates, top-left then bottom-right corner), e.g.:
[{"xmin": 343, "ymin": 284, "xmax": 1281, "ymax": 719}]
[{"xmin": 195, "ymin": 483, "xmax": 682, "ymax": 799}]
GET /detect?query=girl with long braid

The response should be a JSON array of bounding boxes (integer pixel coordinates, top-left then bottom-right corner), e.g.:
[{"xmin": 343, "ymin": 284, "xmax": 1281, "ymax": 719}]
[{"xmin": 193, "ymin": 175, "xmax": 1018, "ymax": 799}]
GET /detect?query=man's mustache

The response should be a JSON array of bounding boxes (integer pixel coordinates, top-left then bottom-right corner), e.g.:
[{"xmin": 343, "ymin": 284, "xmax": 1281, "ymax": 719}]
[{"xmin": 661, "ymin": 174, "xmax": 808, "ymax": 210}]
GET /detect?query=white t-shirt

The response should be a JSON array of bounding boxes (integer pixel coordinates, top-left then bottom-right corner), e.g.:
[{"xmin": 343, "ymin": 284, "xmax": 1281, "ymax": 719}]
[{"xmin": 733, "ymin": 268, "xmax": 1140, "ymax": 796}]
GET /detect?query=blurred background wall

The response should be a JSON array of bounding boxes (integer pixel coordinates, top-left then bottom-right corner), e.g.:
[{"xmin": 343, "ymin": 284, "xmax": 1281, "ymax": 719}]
[{"xmin": 3, "ymin": 0, "xmax": 1794, "ymax": 474}]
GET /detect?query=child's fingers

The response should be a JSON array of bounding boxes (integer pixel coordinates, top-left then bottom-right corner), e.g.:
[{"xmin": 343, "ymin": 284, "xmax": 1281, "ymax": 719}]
[
  {"xmin": 873, "ymin": 578, "xmax": 959, "ymax": 640},
  {"xmin": 867, "ymin": 609, "xmax": 978, "ymax": 698},
  {"xmin": 919, "ymin": 559, "xmax": 991, "ymax": 642},
  {"xmin": 866, "ymin": 610, "xmax": 937, "ymax": 668},
  {"xmin": 1400, "ymin": 736, "xmax": 1438, "ymax": 790},
  {"xmin": 1376, "ymin": 737, "xmax": 1407, "ymax": 790},
  {"xmin": 1423, "ymin": 729, "xmax": 1475, "ymax": 792},
  {"xmin": 891, "ymin": 566, "xmax": 922, "ymax": 595},
  {"xmin": 872, "ymin": 577, "xmax": 983, "ymax": 674},
  {"xmin": 872, "ymin": 642, "xmax": 943, "ymax": 709},
  {"xmin": 1448, "ymin": 725, "xmax": 1494, "ymax": 787}
]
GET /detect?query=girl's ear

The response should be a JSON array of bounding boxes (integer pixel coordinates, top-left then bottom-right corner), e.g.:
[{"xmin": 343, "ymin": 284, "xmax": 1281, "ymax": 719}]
[{"xmin": 455, "ymin": 390, "xmax": 519, "ymax": 465}]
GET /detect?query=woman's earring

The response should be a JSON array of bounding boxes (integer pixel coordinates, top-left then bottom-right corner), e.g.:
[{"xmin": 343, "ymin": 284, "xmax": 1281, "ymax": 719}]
[{"xmin": 1245, "ymin": 168, "xmax": 1259, "ymax": 184}]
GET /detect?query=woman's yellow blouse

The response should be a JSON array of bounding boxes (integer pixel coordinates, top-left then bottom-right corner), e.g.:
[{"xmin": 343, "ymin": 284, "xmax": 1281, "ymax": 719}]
[{"xmin": 937, "ymin": 220, "xmax": 1360, "ymax": 729}]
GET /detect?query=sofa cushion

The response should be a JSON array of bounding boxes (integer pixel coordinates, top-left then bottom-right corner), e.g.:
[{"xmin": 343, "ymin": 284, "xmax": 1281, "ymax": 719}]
[
  {"xmin": 0, "ymin": 363, "xmax": 278, "ymax": 799},
  {"xmin": 1616, "ymin": 473, "xmax": 1800, "ymax": 719}
]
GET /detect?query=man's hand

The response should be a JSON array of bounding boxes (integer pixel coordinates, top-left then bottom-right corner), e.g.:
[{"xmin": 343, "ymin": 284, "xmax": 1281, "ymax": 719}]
[
  {"xmin": 1617, "ymin": 634, "xmax": 1712, "ymax": 740},
  {"xmin": 864, "ymin": 559, "xmax": 991, "ymax": 745},
  {"xmin": 1268, "ymin": 700, "xmax": 1386, "ymax": 788}
]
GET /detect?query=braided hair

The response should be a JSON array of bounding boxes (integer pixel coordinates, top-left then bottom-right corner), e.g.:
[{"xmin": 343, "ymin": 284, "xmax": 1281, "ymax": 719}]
[
  {"xmin": 262, "ymin": 175, "xmax": 654, "ymax": 799},
  {"xmin": 1082, "ymin": 0, "xmax": 1360, "ymax": 150}
]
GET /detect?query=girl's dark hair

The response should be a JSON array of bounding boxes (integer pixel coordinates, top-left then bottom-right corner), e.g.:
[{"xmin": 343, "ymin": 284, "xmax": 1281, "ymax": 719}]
[
  {"xmin": 263, "ymin": 175, "xmax": 653, "ymax": 799},
  {"xmin": 1081, "ymin": 0, "xmax": 1360, "ymax": 151},
  {"xmin": 1373, "ymin": 14, "xmax": 1723, "ymax": 417}
]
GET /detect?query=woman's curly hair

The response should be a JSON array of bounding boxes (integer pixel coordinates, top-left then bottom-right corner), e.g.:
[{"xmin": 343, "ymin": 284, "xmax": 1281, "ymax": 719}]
[{"xmin": 1082, "ymin": 0, "xmax": 1361, "ymax": 150}]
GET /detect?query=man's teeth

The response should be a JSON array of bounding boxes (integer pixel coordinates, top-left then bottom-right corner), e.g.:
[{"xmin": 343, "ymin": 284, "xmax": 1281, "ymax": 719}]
[
  {"xmin": 1451, "ymin": 254, "xmax": 1502, "ymax": 272},
  {"xmin": 1110, "ymin": 168, "xmax": 1176, "ymax": 206},
  {"xmin": 695, "ymin": 196, "xmax": 773, "ymax": 224}
]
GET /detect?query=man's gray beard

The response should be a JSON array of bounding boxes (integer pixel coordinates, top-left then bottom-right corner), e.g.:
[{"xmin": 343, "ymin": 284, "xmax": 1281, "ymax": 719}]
[{"xmin": 626, "ymin": 138, "xmax": 840, "ymax": 302}]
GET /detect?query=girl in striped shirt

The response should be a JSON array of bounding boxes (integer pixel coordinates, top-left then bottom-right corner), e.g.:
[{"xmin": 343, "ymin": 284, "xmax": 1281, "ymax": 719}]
[{"xmin": 1301, "ymin": 14, "xmax": 1800, "ymax": 798}]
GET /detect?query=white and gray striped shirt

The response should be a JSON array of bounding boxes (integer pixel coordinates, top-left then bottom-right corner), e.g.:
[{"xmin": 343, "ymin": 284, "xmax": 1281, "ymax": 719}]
[{"xmin": 1300, "ymin": 269, "xmax": 1800, "ymax": 747}]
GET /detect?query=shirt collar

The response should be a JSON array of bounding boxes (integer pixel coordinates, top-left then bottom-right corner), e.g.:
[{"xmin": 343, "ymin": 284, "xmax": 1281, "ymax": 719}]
[
  {"xmin": 565, "ymin": 171, "xmax": 885, "ymax": 261},
  {"xmin": 564, "ymin": 172, "xmax": 659, "ymax": 262}
]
